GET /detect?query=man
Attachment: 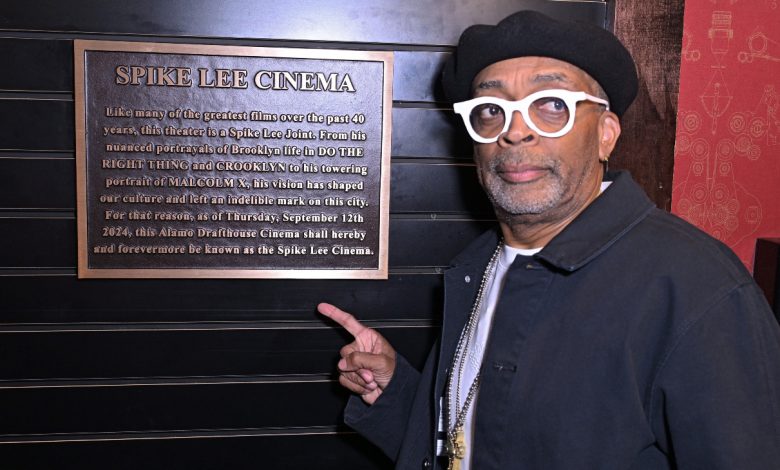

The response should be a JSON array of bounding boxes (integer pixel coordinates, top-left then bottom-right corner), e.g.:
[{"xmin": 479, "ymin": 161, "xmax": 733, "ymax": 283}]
[{"xmin": 319, "ymin": 10, "xmax": 780, "ymax": 470}]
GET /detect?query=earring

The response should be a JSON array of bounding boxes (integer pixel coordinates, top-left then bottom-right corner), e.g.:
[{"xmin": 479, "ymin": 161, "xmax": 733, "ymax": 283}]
[{"xmin": 600, "ymin": 155, "xmax": 610, "ymax": 173}]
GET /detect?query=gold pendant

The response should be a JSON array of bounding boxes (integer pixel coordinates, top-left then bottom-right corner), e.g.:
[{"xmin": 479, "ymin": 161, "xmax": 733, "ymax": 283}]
[
  {"xmin": 445, "ymin": 428, "xmax": 466, "ymax": 470},
  {"xmin": 447, "ymin": 456, "xmax": 460, "ymax": 470}
]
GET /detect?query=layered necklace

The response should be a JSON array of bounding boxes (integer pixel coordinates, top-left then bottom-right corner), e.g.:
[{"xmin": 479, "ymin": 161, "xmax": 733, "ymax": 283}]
[{"xmin": 444, "ymin": 240, "xmax": 503, "ymax": 470}]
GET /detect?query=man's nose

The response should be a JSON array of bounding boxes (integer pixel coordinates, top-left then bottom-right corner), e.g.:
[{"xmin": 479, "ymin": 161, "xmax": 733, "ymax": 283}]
[{"xmin": 498, "ymin": 111, "xmax": 536, "ymax": 146}]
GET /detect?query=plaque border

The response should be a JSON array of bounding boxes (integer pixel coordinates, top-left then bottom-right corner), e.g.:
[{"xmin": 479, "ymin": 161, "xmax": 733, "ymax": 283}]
[{"xmin": 74, "ymin": 40, "xmax": 393, "ymax": 279}]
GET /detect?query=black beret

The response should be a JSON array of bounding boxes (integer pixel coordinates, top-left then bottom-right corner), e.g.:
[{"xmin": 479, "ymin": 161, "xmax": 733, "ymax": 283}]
[{"xmin": 441, "ymin": 10, "xmax": 638, "ymax": 117}]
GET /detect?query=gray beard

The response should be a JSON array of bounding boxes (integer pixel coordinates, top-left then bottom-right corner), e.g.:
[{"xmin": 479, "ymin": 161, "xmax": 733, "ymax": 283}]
[{"xmin": 481, "ymin": 153, "xmax": 564, "ymax": 216}]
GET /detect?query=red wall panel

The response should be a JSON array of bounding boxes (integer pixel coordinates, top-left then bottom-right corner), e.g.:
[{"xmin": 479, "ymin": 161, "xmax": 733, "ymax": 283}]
[{"xmin": 673, "ymin": 0, "xmax": 780, "ymax": 271}]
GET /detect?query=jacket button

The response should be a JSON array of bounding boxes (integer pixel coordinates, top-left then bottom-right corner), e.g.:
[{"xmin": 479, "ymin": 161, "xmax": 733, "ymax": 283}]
[{"xmin": 422, "ymin": 457, "xmax": 431, "ymax": 469}]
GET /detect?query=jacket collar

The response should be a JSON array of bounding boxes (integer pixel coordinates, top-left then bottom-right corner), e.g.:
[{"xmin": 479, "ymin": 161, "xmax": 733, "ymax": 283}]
[
  {"xmin": 537, "ymin": 170, "xmax": 655, "ymax": 272},
  {"xmin": 448, "ymin": 171, "xmax": 655, "ymax": 273}
]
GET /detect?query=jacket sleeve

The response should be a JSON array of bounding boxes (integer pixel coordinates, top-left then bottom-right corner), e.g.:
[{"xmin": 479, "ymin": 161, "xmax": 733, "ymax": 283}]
[
  {"xmin": 651, "ymin": 282, "xmax": 780, "ymax": 468},
  {"xmin": 343, "ymin": 353, "xmax": 421, "ymax": 460}
]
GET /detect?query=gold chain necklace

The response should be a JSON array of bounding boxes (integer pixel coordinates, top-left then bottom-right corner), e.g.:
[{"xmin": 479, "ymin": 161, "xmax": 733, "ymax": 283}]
[{"xmin": 444, "ymin": 240, "xmax": 503, "ymax": 470}]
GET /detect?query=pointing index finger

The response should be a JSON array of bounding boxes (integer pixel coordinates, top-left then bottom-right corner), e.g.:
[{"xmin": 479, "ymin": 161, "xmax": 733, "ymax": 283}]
[{"xmin": 318, "ymin": 302, "xmax": 366, "ymax": 338}]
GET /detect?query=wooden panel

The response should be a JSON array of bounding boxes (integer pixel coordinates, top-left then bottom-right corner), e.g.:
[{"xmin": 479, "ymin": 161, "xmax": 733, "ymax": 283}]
[
  {"xmin": 0, "ymin": 38, "xmax": 73, "ymax": 92},
  {"xmin": 0, "ymin": 275, "xmax": 442, "ymax": 323},
  {"xmin": 0, "ymin": 99, "xmax": 73, "ymax": 151},
  {"xmin": 392, "ymin": 107, "xmax": 471, "ymax": 158},
  {"xmin": 0, "ymin": 218, "xmax": 491, "ymax": 268},
  {"xmin": 611, "ymin": 0, "xmax": 684, "ymax": 209},
  {"xmin": 0, "ymin": 157, "xmax": 74, "ymax": 209},
  {"xmin": 393, "ymin": 51, "xmax": 449, "ymax": 103},
  {"xmin": 0, "ymin": 0, "xmax": 606, "ymax": 45},
  {"xmin": 0, "ymin": 434, "xmax": 392, "ymax": 470},
  {"xmin": 391, "ymin": 163, "xmax": 492, "ymax": 214},
  {"xmin": 754, "ymin": 238, "xmax": 780, "ymax": 321},
  {"xmin": 0, "ymin": 382, "xmax": 347, "ymax": 434},
  {"xmin": 0, "ymin": 327, "xmax": 436, "ymax": 381}
]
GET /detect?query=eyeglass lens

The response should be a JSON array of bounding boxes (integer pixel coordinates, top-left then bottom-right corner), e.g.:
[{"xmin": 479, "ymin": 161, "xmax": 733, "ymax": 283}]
[{"xmin": 468, "ymin": 97, "xmax": 571, "ymax": 139}]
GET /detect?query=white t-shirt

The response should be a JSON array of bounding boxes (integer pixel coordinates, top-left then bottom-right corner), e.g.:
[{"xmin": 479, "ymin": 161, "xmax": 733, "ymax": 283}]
[{"xmin": 451, "ymin": 244, "xmax": 541, "ymax": 469}]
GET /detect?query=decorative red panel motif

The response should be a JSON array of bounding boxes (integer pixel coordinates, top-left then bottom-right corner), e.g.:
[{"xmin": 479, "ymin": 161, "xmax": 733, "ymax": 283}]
[{"xmin": 673, "ymin": 0, "xmax": 780, "ymax": 271}]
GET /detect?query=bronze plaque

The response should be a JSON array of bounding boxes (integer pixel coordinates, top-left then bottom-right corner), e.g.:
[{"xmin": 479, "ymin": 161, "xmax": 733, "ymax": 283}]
[{"xmin": 74, "ymin": 40, "xmax": 392, "ymax": 279}]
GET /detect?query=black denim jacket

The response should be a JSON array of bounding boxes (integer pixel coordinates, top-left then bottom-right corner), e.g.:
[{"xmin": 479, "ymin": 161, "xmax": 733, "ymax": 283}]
[{"xmin": 346, "ymin": 171, "xmax": 780, "ymax": 470}]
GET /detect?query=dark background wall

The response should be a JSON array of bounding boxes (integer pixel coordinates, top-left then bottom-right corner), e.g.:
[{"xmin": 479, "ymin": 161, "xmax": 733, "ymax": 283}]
[{"xmin": 0, "ymin": 1, "xmax": 683, "ymax": 468}]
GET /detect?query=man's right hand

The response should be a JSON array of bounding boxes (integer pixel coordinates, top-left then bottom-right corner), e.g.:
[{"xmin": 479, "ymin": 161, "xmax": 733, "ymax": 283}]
[{"xmin": 318, "ymin": 302, "xmax": 397, "ymax": 405}]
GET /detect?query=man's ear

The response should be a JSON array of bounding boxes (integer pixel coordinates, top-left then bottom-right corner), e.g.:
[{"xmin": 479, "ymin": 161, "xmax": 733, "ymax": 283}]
[{"xmin": 598, "ymin": 112, "xmax": 621, "ymax": 160}]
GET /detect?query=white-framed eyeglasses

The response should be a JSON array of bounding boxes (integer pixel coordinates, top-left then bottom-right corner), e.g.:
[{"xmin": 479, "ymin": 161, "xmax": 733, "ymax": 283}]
[{"xmin": 453, "ymin": 89, "xmax": 610, "ymax": 143}]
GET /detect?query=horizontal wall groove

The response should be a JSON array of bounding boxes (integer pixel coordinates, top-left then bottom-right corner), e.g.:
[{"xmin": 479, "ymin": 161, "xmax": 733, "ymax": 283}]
[
  {"xmin": 0, "ymin": 92, "xmax": 72, "ymax": 100},
  {"xmin": 0, "ymin": 373, "xmax": 336, "ymax": 390},
  {"xmin": 0, "ymin": 147, "xmax": 74, "ymax": 153},
  {"xmin": 0, "ymin": 268, "xmax": 76, "ymax": 276},
  {"xmin": 0, "ymin": 424, "xmax": 350, "ymax": 445},
  {"xmin": 0, "ymin": 267, "xmax": 447, "ymax": 276},
  {"xmin": 389, "ymin": 212, "xmax": 494, "ymax": 220},
  {"xmin": 0, "ymin": 151, "xmax": 74, "ymax": 159},
  {"xmin": 391, "ymin": 156, "xmax": 473, "ymax": 164},
  {"xmin": 393, "ymin": 101, "xmax": 451, "ymax": 109},
  {"xmin": 0, "ymin": 210, "xmax": 73, "ymax": 217},
  {"xmin": 0, "ymin": 319, "xmax": 435, "ymax": 333},
  {"xmin": 0, "ymin": 29, "xmax": 455, "ymax": 52}
]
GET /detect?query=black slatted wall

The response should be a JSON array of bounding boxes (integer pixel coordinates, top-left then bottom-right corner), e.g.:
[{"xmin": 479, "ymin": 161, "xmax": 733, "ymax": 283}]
[{"xmin": 1, "ymin": 1, "xmax": 608, "ymax": 468}]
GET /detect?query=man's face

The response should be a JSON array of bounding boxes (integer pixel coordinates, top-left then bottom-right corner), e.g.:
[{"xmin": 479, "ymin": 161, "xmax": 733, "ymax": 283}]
[{"xmin": 469, "ymin": 57, "xmax": 618, "ymax": 226}]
